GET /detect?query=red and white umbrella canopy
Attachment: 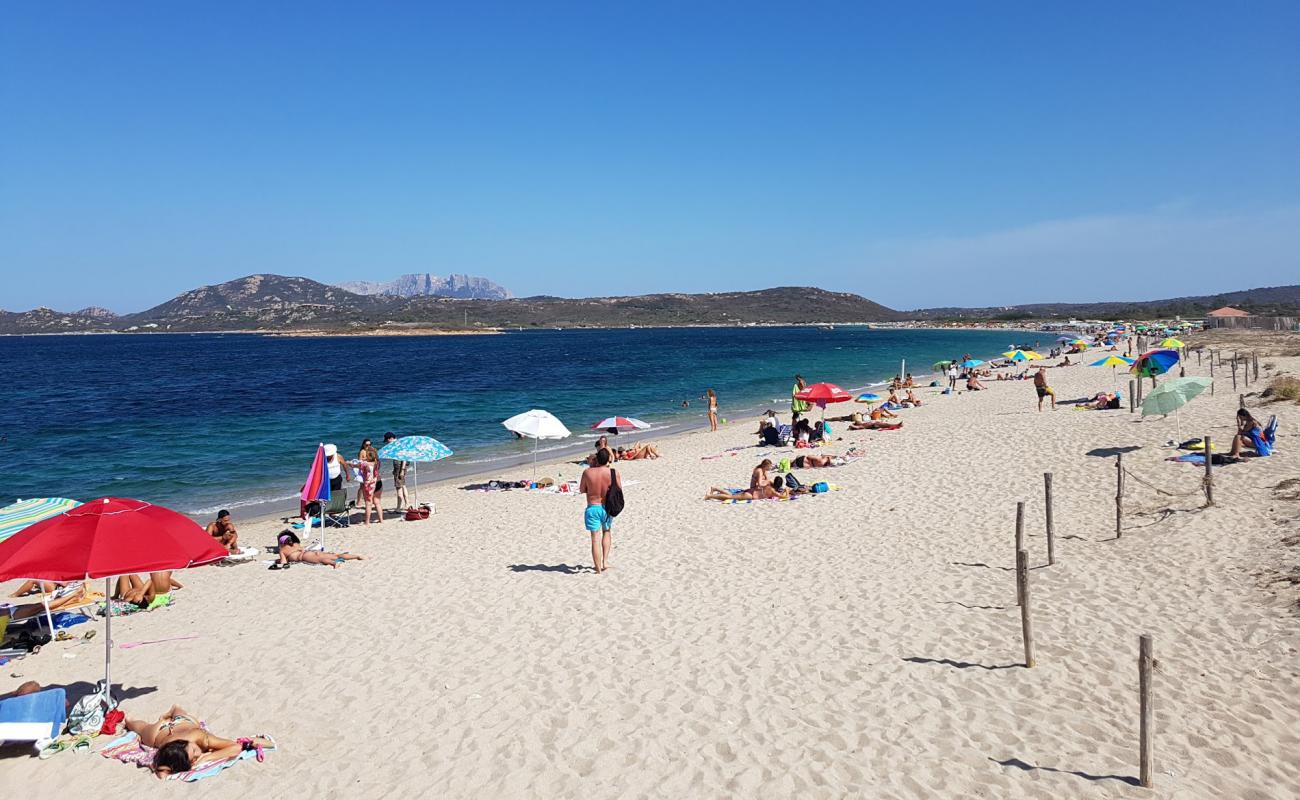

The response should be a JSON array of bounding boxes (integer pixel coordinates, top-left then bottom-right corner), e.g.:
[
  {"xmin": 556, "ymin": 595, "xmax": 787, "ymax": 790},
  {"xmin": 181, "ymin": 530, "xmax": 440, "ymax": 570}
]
[
  {"xmin": 794, "ymin": 382, "xmax": 852, "ymax": 407},
  {"xmin": 591, "ymin": 416, "xmax": 651, "ymax": 432}
]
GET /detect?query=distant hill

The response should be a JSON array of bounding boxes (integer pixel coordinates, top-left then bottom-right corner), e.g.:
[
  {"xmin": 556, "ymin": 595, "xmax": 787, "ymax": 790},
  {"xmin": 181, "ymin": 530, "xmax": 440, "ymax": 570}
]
[
  {"xmin": 339, "ymin": 273, "xmax": 512, "ymax": 300},
  {"xmin": 7, "ymin": 276, "xmax": 1295, "ymax": 335},
  {"xmin": 0, "ymin": 275, "xmax": 903, "ymax": 334},
  {"xmin": 912, "ymin": 284, "xmax": 1300, "ymax": 320}
]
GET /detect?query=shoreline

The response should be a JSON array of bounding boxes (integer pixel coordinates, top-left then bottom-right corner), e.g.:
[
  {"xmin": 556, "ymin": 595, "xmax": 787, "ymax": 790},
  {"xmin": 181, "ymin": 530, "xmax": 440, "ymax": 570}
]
[{"xmin": 5, "ymin": 335, "xmax": 1298, "ymax": 797}]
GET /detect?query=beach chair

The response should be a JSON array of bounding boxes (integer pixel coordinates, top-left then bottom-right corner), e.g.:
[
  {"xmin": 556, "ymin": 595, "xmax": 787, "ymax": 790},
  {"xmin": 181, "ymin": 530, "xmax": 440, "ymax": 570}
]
[
  {"xmin": 0, "ymin": 687, "xmax": 66, "ymax": 746},
  {"xmin": 322, "ymin": 490, "xmax": 352, "ymax": 528},
  {"xmin": 776, "ymin": 424, "xmax": 793, "ymax": 445}
]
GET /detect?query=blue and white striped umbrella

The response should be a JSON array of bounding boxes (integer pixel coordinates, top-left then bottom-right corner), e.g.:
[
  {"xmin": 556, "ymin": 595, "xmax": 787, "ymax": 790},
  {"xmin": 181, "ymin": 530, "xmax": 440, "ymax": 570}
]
[
  {"xmin": 0, "ymin": 497, "xmax": 82, "ymax": 544},
  {"xmin": 376, "ymin": 435, "xmax": 453, "ymax": 463}
]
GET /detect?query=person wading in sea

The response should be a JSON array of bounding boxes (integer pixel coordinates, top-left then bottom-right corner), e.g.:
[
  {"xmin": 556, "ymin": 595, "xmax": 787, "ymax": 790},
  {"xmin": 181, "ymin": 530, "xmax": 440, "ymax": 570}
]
[{"xmin": 578, "ymin": 449, "xmax": 621, "ymax": 574}]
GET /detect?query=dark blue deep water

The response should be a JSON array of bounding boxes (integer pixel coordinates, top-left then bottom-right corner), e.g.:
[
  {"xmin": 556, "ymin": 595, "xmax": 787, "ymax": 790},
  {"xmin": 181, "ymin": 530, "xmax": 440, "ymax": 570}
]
[{"xmin": 0, "ymin": 327, "xmax": 1023, "ymax": 514}]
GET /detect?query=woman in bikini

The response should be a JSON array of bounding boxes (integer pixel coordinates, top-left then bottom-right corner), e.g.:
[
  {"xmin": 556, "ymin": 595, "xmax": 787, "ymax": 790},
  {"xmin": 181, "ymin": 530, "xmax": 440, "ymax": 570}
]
[
  {"xmin": 125, "ymin": 705, "xmax": 272, "ymax": 778},
  {"xmin": 112, "ymin": 572, "xmax": 182, "ymax": 610},
  {"xmin": 706, "ymin": 388, "xmax": 718, "ymax": 432},
  {"xmin": 272, "ymin": 531, "xmax": 366, "ymax": 569}
]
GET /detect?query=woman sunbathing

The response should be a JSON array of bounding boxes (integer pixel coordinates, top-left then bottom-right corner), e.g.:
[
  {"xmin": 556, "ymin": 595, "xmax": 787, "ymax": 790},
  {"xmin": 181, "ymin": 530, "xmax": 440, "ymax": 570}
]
[
  {"xmin": 113, "ymin": 573, "xmax": 182, "ymax": 610},
  {"xmin": 617, "ymin": 442, "xmax": 661, "ymax": 460},
  {"xmin": 905, "ymin": 389, "xmax": 923, "ymax": 406},
  {"xmin": 273, "ymin": 531, "xmax": 366, "ymax": 569},
  {"xmin": 791, "ymin": 454, "xmax": 845, "ymax": 468},
  {"xmin": 849, "ymin": 418, "xmax": 901, "ymax": 430},
  {"xmin": 966, "ymin": 375, "xmax": 986, "ymax": 390},
  {"xmin": 869, "ymin": 406, "xmax": 898, "ymax": 420},
  {"xmin": 124, "ymin": 705, "xmax": 272, "ymax": 778}
]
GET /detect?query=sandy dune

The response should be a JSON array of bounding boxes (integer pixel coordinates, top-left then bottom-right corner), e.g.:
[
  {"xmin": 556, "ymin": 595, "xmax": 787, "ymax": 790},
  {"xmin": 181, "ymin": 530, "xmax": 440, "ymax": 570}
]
[{"xmin": 4, "ymin": 348, "xmax": 1298, "ymax": 798}]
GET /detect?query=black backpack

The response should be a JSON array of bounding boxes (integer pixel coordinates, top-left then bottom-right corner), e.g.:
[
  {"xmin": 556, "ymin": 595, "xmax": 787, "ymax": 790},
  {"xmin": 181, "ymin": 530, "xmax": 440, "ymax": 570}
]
[{"xmin": 603, "ymin": 468, "xmax": 625, "ymax": 517}]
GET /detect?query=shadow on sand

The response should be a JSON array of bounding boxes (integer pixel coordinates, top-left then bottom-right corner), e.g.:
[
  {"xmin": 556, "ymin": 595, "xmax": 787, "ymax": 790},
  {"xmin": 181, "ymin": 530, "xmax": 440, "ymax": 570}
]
[
  {"xmin": 991, "ymin": 757, "xmax": 1140, "ymax": 786},
  {"xmin": 508, "ymin": 563, "xmax": 589, "ymax": 574}
]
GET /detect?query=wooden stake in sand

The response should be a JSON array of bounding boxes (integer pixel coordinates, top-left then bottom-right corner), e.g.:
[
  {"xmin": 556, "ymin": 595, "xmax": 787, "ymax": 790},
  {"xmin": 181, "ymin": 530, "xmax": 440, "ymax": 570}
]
[
  {"xmin": 1115, "ymin": 454, "xmax": 1124, "ymax": 539},
  {"xmin": 1253, "ymin": 353, "xmax": 1259, "ymax": 382},
  {"xmin": 1203, "ymin": 435, "xmax": 1213, "ymax": 507},
  {"xmin": 1139, "ymin": 634, "xmax": 1154, "ymax": 788},
  {"xmin": 1128, "ymin": 380, "xmax": 1136, "ymax": 413},
  {"xmin": 1015, "ymin": 501, "xmax": 1025, "ymax": 604},
  {"xmin": 1209, "ymin": 352, "xmax": 1214, "ymax": 377},
  {"xmin": 1017, "ymin": 550, "xmax": 1034, "ymax": 667},
  {"xmin": 1231, "ymin": 357, "xmax": 1237, "ymax": 390},
  {"xmin": 1044, "ymin": 473, "xmax": 1055, "ymax": 566}
]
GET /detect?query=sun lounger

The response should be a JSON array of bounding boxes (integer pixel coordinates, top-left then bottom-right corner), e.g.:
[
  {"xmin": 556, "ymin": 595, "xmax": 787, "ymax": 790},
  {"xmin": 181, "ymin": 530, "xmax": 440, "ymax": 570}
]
[{"xmin": 0, "ymin": 687, "xmax": 66, "ymax": 745}]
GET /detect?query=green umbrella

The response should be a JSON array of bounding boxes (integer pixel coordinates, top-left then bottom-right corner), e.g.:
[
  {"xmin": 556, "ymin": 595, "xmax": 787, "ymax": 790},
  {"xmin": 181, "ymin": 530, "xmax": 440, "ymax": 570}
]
[
  {"xmin": 932, "ymin": 360, "xmax": 953, "ymax": 372},
  {"xmin": 1141, "ymin": 376, "xmax": 1212, "ymax": 440}
]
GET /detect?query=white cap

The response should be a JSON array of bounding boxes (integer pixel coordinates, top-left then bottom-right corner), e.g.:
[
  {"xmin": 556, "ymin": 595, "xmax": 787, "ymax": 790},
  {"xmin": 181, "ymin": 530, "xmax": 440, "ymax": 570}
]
[{"xmin": 323, "ymin": 444, "xmax": 337, "ymax": 457}]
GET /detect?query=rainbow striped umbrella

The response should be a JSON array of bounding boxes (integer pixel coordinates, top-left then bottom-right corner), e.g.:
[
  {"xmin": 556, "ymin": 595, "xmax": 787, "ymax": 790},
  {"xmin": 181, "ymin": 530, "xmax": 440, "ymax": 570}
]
[{"xmin": 0, "ymin": 498, "xmax": 82, "ymax": 544}]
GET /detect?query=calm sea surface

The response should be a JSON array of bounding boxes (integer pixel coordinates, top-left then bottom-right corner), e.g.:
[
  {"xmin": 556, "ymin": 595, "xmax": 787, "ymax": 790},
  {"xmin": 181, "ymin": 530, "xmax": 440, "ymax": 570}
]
[{"xmin": 0, "ymin": 327, "xmax": 1028, "ymax": 514}]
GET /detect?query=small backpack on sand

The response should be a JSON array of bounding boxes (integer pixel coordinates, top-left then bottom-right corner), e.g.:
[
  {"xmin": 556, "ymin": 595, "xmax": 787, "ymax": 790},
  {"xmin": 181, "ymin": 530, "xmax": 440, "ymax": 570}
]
[{"xmin": 603, "ymin": 468, "xmax": 625, "ymax": 518}]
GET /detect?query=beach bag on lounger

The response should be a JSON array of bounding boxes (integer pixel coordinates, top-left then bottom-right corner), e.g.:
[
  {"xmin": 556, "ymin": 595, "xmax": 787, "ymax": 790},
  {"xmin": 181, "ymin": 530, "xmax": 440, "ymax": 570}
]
[{"xmin": 603, "ymin": 469, "xmax": 625, "ymax": 518}]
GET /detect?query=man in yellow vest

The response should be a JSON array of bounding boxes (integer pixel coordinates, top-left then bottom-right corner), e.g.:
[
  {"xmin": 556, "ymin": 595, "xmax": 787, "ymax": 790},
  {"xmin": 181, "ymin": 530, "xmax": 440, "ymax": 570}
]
[{"xmin": 791, "ymin": 374, "xmax": 811, "ymax": 422}]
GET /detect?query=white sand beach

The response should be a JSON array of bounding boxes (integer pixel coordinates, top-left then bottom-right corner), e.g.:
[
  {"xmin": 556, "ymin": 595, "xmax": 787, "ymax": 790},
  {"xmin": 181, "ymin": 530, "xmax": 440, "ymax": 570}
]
[{"xmin": 4, "ymin": 345, "xmax": 1298, "ymax": 798}]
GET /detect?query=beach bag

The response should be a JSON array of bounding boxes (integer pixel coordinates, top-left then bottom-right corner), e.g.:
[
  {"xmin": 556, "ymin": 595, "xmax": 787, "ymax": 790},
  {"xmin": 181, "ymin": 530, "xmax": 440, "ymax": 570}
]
[
  {"xmin": 603, "ymin": 469, "xmax": 625, "ymax": 518},
  {"xmin": 784, "ymin": 473, "xmax": 804, "ymax": 491},
  {"xmin": 66, "ymin": 680, "xmax": 115, "ymax": 736},
  {"xmin": 811, "ymin": 482, "xmax": 829, "ymax": 494}
]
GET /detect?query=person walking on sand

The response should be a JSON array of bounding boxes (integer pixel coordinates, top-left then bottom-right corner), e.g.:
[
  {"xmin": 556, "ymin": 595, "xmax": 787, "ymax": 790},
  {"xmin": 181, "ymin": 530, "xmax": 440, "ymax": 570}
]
[
  {"xmin": 578, "ymin": 449, "xmax": 621, "ymax": 574},
  {"xmin": 791, "ymin": 374, "xmax": 810, "ymax": 422},
  {"xmin": 1034, "ymin": 367, "xmax": 1056, "ymax": 411},
  {"xmin": 706, "ymin": 388, "xmax": 719, "ymax": 432},
  {"xmin": 947, "ymin": 363, "xmax": 959, "ymax": 390}
]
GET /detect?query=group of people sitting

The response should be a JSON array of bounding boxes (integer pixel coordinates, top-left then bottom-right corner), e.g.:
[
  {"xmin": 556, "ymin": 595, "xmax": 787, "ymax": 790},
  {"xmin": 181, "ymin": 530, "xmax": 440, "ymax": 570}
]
[{"xmin": 703, "ymin": 450, "xmax": 860, "ymax": 501}]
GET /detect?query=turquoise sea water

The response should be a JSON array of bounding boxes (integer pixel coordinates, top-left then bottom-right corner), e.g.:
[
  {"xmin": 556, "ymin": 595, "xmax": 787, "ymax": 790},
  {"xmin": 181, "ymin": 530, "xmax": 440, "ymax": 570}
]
[{"xmin": 0, "ymin": 327, "xmax": 1028, "ymax": 514}]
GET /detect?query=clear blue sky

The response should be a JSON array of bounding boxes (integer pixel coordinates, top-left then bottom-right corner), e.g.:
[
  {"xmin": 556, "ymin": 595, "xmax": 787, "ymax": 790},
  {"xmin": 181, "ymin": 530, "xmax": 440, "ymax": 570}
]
[{"xmin": 2, "ymin": 2, "xmax": 1297, "ymax": 313}]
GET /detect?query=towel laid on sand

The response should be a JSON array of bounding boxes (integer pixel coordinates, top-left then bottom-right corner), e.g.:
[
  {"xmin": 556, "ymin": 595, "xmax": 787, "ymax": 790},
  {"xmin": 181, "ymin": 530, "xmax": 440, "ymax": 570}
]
[{"xmin": 100, "ymin": 727, "xmax": 275, "ymax": 782}]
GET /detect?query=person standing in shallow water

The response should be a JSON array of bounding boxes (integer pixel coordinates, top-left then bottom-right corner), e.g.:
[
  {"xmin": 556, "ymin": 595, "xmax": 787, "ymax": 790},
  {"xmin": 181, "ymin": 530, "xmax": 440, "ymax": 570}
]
[
  {"xmin": 578, "ymin": 449, "xmax": 621, "ymax": 574},
  {"xmin": 706, "ymin": 388, "xmax": 719, "ymax": 432}
]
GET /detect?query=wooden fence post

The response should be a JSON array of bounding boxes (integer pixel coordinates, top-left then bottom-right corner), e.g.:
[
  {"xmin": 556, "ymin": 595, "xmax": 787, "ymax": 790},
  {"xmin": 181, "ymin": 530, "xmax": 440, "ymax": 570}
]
[
  {"xmin": 1253, "ymin": 353, "xmax": 1259, "ymax": 381},
  {"xmin": 1209, "ymin": 352, "xmax": 1214, "ymax": 377},
  {"xmin": 1044, "ymin": 473, "xmax": 1055, "ymax": 566},
  {"xmin": 1231, "ymin": 358, "xmax": 1237, "ymax": 390},
  {"xmin": 1128, "ymin": 380, "xmax": 1136, "ymax": 412},
  {"xmin": 1115, "ymin": 454, "xmax": 1124, "ymax": 539},
  {"xmin": 1203, "ymin": 435, "xmax": 1213, "ymax": 506},
  {"xmin": 1015, "ymin": 501, "xmax": 1025, "ymax": 602},
  {"xmin": 1018, "ymin": 550, "xmax": 1035, "ymax": 668},
  {"xmin": 1139, "ymin": 634, "xmax": 1154, "ymax": 788}
]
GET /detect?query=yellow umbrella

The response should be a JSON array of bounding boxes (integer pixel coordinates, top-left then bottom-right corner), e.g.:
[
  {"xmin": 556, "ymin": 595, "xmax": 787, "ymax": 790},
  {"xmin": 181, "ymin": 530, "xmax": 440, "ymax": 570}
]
[
  {"xmin": 1003, "ymin": 349, "xmax": 1044, "ymax": 361},
  {"xmin": 1160, "ymin": 337, "xmax": 1185, "ymax": 349}
]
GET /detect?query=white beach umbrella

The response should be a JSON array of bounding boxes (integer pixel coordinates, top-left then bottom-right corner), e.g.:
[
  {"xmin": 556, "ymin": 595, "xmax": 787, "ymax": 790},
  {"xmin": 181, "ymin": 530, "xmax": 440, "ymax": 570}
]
[{"xmin": 502, "ymin": 409, "xmax": 571, "ymax": 478}]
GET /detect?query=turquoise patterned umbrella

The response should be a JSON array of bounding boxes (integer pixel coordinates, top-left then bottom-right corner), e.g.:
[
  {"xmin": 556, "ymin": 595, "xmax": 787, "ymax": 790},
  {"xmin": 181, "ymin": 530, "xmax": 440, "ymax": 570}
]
[
  {"xmin": 0, "ymin": 497, "xmax": 82, "ymax": 544},
  {"xmin": 376, "ymin": 436, "xmax": 453, "ymax": 506}
]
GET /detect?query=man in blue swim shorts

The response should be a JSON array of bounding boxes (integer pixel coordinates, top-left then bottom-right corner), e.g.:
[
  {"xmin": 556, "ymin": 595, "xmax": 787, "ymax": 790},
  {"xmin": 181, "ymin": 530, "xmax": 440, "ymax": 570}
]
[{"xmin": 578, "ymin": 448, "xmax": 621, "ymax": 574}]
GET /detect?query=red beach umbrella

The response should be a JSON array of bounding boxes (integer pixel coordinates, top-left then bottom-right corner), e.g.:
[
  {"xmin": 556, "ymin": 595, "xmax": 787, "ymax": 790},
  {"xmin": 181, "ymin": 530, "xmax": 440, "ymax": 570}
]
[
  {"xmin": 0, "ymin": 497, "xmax": 229, "ymax": 697},
  {"xmin": 794, "ymin": 382, "xmax": 852, "ymax": 406},
  {"xmin": 794, "ymin": 382, "xmax": 852, "ymax": 422},
  {"xmin": 591, "ymin": 416, "xmax": 651, "ymax": 432}
]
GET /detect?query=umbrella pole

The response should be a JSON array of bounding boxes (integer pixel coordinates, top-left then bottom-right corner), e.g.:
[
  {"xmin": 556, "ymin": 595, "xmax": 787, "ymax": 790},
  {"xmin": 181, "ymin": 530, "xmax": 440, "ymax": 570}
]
[
  {"xmin": 413, "ymin": 462, "xmax": 419, "ymax": 506},
  {"xmin": 41, "ymin": 593, "xmax": 55, "ymax": 636},
  {"xmin": 533, "ymin": 437, "xmax": 539, "ymax": 481},
  {"xmin": 104, "ymin": 577, "xmax": 113, "ymax": 699}
]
